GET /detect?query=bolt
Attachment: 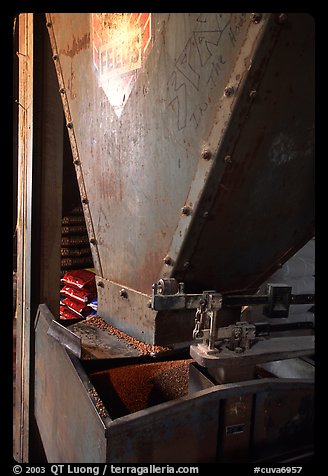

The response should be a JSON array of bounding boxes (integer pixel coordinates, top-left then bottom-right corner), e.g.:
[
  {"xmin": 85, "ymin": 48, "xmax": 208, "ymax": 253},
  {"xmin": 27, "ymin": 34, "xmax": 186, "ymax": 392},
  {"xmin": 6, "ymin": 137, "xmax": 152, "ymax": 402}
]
[
  {"xmin": 120, "ymin": 289, "xmax": 128, "ymax": 299},
  {"xmin": 46, "ymin": 21, "xmax": 52, "ymax": 28},
  {"xmin": 224, "ymin": 155, "xmax": 232, "ymax": 164},
  {"xmin": 73, "ymin": 159, "xmax": 80, "ymax": 165},
  {"xmin": 59, "ymin": 88, "xmax": 65, "ymax": 94},
  {"xmin": 147, "ymin": 300, "xmax": 152, "ymax": 308},
  {"xmin": 183, "ymin": 261, "xmax": 190, "ymax": 269},
  {"xmin": 52, "ymin": 54, "xmax": 59, "ymax": 61},
  {"xmin": 224, "ymin": 86, "xmax": 234, "ymax": 97},
  {"xmin": 278, "ymin": 13, "xmax": 288, "ymax": 24},
  {"xmin": 251, "ymin": 13, "xmax": 262, "ymax": 24},
  {"xmin": 249, "ymin": 89, "xmax": 257, "ymax": 99},
  {"xmin": 163, "ymin": 255, "xmax": 173, "ymax": 266},
  {"xmin": 67, "ymin": 122, "xmax": 73, "ymax": 129},
  {"xmin": 181, "ymin": 206, "xmax": 191, "ymax": 216},
  {"xmin": 201, "ymin": 148, "xmax": 212, "ymax": 160},
  {"xmin": 90, "ymin": 238, "xmax": 97, "ymax": 245},
  {"xmin": 97, "ymin": 281, "xmax": 104, "ymax": 288},
  {"xmin": 203, "ymin": 211, "xmax": 209, "ymax": 219}
]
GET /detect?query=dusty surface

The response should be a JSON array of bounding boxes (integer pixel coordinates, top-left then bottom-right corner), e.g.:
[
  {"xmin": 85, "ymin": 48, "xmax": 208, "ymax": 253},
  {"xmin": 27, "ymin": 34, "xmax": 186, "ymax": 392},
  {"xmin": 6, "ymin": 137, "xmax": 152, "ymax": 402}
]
[{"xmin": 85, "ymin": 315, "xmax": 170, "ymax": 355}]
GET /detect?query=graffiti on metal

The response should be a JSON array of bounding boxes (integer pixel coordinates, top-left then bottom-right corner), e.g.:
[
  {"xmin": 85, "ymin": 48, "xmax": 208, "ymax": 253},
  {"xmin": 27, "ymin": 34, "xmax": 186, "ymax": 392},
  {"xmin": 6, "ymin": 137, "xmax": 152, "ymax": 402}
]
[
  {"xmin": 166, "ymin": 13, "xmax": 247, "ymax": 131},
  {"xmin": 92, "ymin": 13, "xmax": 153, "ymax": 117}
]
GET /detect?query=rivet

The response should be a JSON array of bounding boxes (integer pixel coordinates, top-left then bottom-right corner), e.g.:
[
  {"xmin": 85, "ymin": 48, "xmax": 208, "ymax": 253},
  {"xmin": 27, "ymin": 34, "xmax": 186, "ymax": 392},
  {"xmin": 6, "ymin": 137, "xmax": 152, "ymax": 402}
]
[
  {"xmin": 147, "ymin": 300, "xmax": 152, "ymax": 308},
  {"xmin": 251, "ymin": 13, "xmax": 262, "ymax": 24},
  {"xmin": 97, "ymin": 281, "xmax": 104, "ymax": 288},
  {"xmin": 46, "ymin": 21, "xmax": 52, "ymax": 28},
  {"xmin": 90, "ymin": 238, "xmax": 97, "ymax": 245},
  {"xmin": 120, "ymin": 289, "xmax": 128, "ymax": 299},
  {"xmin": 249, "ymin": 89, "xmax": 257, "ymax": 99},
  {"xmin": 224, "ymin": 86, "xmax": 234, "ymax": 97},
  {"xmin": 201, "ymin": 149, "xmax": 212, "ymax": 160},
  {"xmin": 59, "ymin": 88, "xmax": 65, "ymax": 94},
  {"xmin": 181, "ymin": 206, "xmax": 191, "ymax": 216},
  {"xmin": 203, "ymin": 211, "xmax": 209, "ymax": 219},
  {"xmin": 183, "ymin": 261, "xmax": 190, "ymax": 269},
  {"xmin": 82, "ymin": 198, "xmax": 88, "ymax": 204},
  {"xmin": 164, "ymin": 255, "xmax": 173, "ymax": 266},
  {"xmin": 52, "ymin": 54, "xmax": 59, "ymax": 61},
  {"xmin": 73, "ymin": 159, "xmax": 80, "ymax": 165},
  {"xmin": 67, "ymin": 122, "xmax": 73, "ymax": 129},
  {"xmin": 224, "ymin": 155, "xmax": 233, "ymax": 164},
  {"xmin": 278, "ymin": 13, "xmax": 288, "ymax": 24}
]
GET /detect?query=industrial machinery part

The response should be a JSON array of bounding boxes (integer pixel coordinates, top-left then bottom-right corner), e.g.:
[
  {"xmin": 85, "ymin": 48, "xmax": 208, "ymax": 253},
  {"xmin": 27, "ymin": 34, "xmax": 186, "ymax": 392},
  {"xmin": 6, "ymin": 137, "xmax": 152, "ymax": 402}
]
[
  {"xmin": 29, "ymin": 12, "xmax": 315, "ymax": 464},
  {"xmin": 45, "ymin": 12, "xmax": 314, "ymax": 345},
  {"xmin": 35, "ymin": 304, "xmax": 314, "ymax": 463}
]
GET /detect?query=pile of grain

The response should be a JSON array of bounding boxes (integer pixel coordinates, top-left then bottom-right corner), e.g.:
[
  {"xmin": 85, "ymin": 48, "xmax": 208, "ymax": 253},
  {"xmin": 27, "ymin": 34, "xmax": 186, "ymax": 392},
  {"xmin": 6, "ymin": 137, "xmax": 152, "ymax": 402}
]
[
  {"xmin": 90, "ymin": 359, "xmax": 192, "ymax": 418},
  {"xmin": 85, "ymin": 315, "xmax": 170, "ymax": 355}
]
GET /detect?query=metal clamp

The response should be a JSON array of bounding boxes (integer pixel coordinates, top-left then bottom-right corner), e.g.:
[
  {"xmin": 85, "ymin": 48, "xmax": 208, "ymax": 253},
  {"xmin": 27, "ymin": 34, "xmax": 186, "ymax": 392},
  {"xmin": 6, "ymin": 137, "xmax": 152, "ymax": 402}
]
[{"xmin": 193, "ymin": 291, "xmax": 222, "ymax": 350}]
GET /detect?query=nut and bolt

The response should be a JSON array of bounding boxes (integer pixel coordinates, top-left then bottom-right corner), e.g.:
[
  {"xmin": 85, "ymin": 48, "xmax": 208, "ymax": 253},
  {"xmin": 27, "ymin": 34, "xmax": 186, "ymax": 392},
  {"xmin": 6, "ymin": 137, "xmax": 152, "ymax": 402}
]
[
  {"xmin": 224, "ymin": 155, "xmax": 233, "ymax": 164},
  {"xmin": 120, "ymin": 289, "xmax": 128, "ymax": 298},
  {"xmin": 278, "ymin": 13, "xmax": 288, "ymax": 24},
  {"xmin": 59, "ymin": 88, "xmax": 65, "ymax": 94},
  {"xmin": 181, "ymin": 206, "xmax": 191, "ymax": 216},
  {"xmin": 67, "ymin": 122, "xmax": 73, "ymax": 129},
  {"xmin": 249, "ymin": 89, "xmax": 257, "ymax": 99},
  {"xmin": 163, "ymin": 255, "xmax": 173, "ymax": 266},
  {"xmin": 201, "ymin": 148, "xmax": 212, "ymax": 160},
  {"xmin": 52, "ymin": 54, "xmax": 59, "ymax": 61},
  {"xmin": 251, "ymin": 13, "xmax": 262, "ymax": 24},
  {"xmin": 224, "ymin": 86, "xmax": 234, "ymax": 97}
]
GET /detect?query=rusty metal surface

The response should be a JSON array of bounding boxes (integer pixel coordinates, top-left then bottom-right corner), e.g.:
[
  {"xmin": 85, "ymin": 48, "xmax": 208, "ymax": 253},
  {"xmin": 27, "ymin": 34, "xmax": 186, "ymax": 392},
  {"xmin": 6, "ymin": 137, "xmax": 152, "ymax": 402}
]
[
  {"xmin": 173, "ymin": 13, "xmax": 314, "ymax": 293},
  {"xmin": 34, "ymin": 307, "xmax": 313, "ymax": 462},
  {"xmin": 47, "ymin": 13, "xmax": 314, "ymax": 343},
  {"xmin": 190, "ymin": 335, "xmax": 314, "ymax": 371},
  {"xmin": 218, "ymin": 394, "xmax": 253, "ymax": 462},
  {"xmin": 68, "ymin": 320, "xmax": 142, "ymax": 359},
  {"xmin": 34, "ymin": 305, "xmax": 108, "ymax": 463},
  {"xmin": 251, "ymin": 387, "xmax": 314, "ymax": 461},
  {"xmin": 46, "ymin": 13, "xmax": 254, "ymax": 294}
]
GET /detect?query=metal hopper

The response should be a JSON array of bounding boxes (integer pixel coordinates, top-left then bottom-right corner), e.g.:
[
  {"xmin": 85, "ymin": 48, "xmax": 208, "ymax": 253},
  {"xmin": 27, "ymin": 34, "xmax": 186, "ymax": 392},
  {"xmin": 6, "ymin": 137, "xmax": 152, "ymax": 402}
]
[{"xmin": 46, "ymin": 13, "xmax": 314, "ymax": 345}]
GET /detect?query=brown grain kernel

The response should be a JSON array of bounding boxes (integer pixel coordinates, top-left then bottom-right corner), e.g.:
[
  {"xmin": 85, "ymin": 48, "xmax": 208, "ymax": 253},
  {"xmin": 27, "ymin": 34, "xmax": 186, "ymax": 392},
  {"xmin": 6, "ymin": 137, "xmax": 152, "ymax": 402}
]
[
  {"xmin": 84, "ymin": 315, "xmax": 170, "ymax": 355},
  {"xmin": 89, "ymin": 359, "xmax": 192, "ymax": 418}
]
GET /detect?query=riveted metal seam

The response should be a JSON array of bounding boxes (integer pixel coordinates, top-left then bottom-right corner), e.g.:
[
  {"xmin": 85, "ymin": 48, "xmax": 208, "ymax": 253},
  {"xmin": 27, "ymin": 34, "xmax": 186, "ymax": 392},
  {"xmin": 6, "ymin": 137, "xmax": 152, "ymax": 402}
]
[{"xmin": 45, "ymin": 13, "xmax": 103, "ymax": 276}]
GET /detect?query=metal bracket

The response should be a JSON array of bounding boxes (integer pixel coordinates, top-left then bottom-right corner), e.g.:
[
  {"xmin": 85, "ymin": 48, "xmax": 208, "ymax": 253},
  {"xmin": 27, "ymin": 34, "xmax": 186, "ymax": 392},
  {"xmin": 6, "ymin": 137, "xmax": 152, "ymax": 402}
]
[
  {"xmin": 151, "ymin": 279, "xmax": 223, "ymax": 312},
  {"xmin": 151, "ymin": 278, "xmax": 315, "ymax": 354},
  {"xmin": 151, "ymin": 279, "xmax": 314, "ymax": 316}
]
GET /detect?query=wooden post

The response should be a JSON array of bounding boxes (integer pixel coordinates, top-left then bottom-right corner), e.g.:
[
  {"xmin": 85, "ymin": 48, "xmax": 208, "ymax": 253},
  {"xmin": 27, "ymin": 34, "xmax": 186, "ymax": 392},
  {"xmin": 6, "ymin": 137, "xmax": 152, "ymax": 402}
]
[{"xmin": 14, "ymin": 13, "xmax": 63, "ymax": 462}]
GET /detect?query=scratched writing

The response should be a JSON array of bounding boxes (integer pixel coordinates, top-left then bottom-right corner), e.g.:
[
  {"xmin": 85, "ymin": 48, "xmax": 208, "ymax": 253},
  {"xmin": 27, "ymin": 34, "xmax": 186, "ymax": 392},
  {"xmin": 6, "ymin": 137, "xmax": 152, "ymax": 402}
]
[{"xmin": 166, "ymin": 13, "xmax": 247, "ymax": 132}]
